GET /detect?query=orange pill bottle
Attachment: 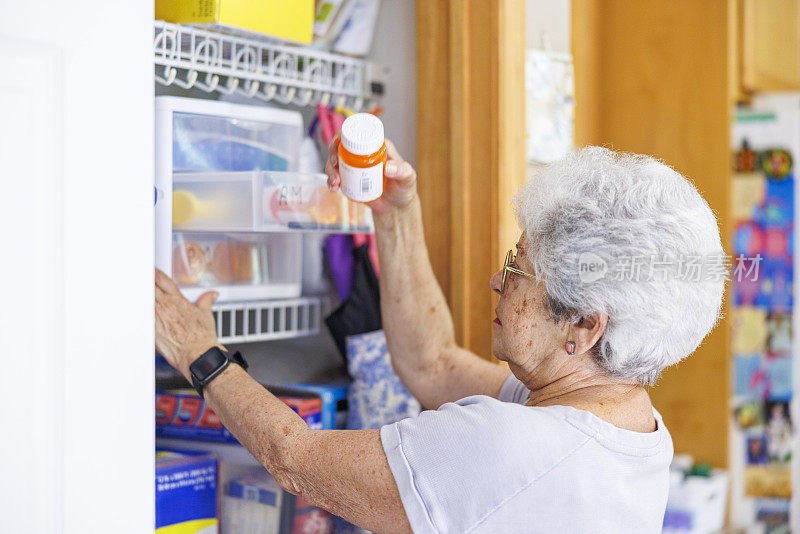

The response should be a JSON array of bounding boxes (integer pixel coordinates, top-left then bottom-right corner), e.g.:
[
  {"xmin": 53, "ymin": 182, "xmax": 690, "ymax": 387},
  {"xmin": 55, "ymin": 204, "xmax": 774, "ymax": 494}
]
[{"xmin": 338, "ymin": 113, "xmax": 387, "ymax": 203}]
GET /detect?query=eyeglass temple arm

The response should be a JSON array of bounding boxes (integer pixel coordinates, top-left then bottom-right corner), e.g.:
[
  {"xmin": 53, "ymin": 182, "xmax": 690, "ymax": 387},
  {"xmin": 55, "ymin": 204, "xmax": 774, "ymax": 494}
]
[{"xmin": 506, "ymin": 266, "xmax": 537, "ymax": 279}]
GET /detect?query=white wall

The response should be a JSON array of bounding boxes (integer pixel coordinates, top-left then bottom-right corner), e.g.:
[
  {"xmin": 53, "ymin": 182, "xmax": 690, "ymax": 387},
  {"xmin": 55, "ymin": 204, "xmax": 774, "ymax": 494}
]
[
  {"xmin": 527, "ymin": 0, "xmax": 571, "ymax": 53},
  {"xmin": 369, "ymin": 0, "xmax": 417, "ymax": 165}
]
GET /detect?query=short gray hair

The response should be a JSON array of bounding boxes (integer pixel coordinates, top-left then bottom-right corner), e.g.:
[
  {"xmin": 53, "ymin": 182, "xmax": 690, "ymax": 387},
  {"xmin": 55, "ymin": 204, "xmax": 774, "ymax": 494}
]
[{"xmin": 513, "ymin": 146, "xmax": 725, "ymax": 385}]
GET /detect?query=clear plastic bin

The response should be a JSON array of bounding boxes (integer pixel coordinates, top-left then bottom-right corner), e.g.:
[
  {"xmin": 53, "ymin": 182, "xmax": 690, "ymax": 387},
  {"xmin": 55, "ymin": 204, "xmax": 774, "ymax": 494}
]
[
  {"xmin": 260, "ymin": 171, "xmax": 372, "ymax": 232},
  {"xmin": 171, "ymin": 171, "xmax": 374, "ymax": 233},
  {"xmin": 171, "ymin": 110, "xmax": 299, "ymax": 173},
  {"xmin": 155, "ymin": 98, "xmax": 306, "ymax": 284},
  {"xmin": 663, "ymin": 469, "xmax": 728, "ymax": 533},
  {"xmin": 172, "ymin": 173, "xmax": 257, "ymax": 231},
  {"xmin": 172, "ymin": 232, "xmax": 302, "ymax": 302}
]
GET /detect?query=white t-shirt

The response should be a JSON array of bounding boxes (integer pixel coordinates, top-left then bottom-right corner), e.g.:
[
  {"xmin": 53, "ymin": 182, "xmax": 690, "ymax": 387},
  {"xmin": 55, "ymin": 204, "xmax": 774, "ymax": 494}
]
[{"xmin": 380, "ymin": 374, "xmax": 673, "ymax": 533}]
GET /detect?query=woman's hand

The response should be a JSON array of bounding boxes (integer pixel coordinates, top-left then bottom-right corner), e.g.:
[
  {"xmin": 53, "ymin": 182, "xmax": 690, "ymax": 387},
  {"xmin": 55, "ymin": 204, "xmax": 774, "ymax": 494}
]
[
  {"xmin": 325, "ymin": 133, "xmax": 417, "ymax": 215},
  {"xmin": 155, "ymin": 268, "xmax": 222, "ymax": 378}
]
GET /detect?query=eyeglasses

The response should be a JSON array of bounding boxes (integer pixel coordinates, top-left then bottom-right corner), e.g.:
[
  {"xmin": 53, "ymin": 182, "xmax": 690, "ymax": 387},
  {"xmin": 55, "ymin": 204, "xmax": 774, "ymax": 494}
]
[{"xmin": 501, "ymin": 249, "xmax": 540, "ymax": 294}]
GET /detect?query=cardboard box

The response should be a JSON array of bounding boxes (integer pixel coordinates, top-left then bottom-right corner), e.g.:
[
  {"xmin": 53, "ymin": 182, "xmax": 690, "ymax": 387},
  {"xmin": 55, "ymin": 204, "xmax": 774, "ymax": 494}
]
[
  {"xmin": 156, "ymin": 450, "xmax": 219, "ymax": 533},
  {"xmin": 293, "ymin": 494, "xmax": 333, "ymax": 533},
  {"xmin": 222, "ymin": 473, "xmax": 286, "ymax": 534},
  {"xmin": 284, "ymin": 382, "xmax": 348, "ymax": 430},
  {"xmin": 156, "ymin": 0, "xmax": 314, "ymax": 44},
  {"xmin": 156, "ymin": 386, "xmax": 322, "ymax": 444}
]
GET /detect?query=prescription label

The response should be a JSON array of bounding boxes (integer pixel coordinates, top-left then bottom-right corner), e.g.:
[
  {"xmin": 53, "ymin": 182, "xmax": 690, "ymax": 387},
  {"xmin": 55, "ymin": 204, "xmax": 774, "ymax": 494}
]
[{"xmin": 340, "ymin": 160, "xmax": 384, "ymax": 203}]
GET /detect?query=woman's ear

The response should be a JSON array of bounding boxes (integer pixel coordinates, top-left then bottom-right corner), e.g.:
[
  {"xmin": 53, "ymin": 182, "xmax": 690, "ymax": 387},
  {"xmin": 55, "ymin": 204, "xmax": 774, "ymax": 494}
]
[{"xmin": 570, "ymin": 313, "xmax": 608, "ymax": 356}]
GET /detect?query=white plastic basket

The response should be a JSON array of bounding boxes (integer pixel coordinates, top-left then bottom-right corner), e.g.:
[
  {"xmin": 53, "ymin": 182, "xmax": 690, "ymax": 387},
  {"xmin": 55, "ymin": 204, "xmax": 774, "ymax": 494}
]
[{"xmin": 663, "ymin": 470, "xmax": 728, "ymax": 534}]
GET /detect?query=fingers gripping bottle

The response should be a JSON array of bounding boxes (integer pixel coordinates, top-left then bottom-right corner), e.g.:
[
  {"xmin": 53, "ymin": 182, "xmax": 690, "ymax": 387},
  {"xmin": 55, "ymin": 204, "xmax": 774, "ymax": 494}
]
[{"xmin": 338, "ymin": 113, "xmax": 387, "ymax": 203}]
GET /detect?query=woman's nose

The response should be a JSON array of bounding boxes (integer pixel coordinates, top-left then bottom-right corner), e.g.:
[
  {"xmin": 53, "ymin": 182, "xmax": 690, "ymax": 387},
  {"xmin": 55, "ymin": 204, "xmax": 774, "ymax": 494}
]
[{"xmin": 490, "ymin": 269, "xmax": 502, "ymax": 295}]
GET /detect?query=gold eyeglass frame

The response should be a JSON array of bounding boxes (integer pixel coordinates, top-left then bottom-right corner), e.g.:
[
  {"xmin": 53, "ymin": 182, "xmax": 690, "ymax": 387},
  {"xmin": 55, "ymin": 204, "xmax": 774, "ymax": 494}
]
[{"xmin": 501, "ymin": 249, "xmax": 540, "ymax": 294}]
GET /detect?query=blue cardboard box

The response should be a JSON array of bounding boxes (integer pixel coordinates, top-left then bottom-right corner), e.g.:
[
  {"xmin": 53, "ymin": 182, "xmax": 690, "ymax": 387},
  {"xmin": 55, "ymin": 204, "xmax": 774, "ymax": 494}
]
[
  {"xmin": 156, "ymin": 386, "xmax": 322, "ymax": 444},
  {"xmin": 155, "ymin": 450, "xmax": 218, "ymax": 533},
  {"xmin": 285, "ymin": 382, "xmax": 348, "ymax": 430}
]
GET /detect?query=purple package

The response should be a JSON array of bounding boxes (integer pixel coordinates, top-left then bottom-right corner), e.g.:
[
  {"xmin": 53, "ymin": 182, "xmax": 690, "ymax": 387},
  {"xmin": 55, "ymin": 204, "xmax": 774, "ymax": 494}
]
[{"xmin": 325, "ymin": 234, "xmax": 355, "ymax": 301}]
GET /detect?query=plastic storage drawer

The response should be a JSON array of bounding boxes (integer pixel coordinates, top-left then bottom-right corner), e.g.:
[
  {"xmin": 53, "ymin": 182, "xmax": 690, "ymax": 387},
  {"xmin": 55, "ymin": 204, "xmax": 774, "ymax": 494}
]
[
  {"xmin": 171, "ymin": 171, "xmax": 373, "ymax": 233},
  {"xmin": 172, "ymin": 232, "xmax": 302, "ymax": 302}
]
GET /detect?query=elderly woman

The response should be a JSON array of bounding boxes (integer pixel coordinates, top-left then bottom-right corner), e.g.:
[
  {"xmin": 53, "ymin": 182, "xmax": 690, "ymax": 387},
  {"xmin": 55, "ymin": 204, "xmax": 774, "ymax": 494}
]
[{"xmin": 155, "ymin": 142, "xmax": 725, "ymax": 533}]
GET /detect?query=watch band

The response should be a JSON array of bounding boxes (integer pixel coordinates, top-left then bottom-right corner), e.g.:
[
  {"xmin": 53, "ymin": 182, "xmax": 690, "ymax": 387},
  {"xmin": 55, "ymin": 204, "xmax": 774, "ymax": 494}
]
[
  {"xmin": 228, "ymin": 350, "xmax": 249, "ymax": 371},
  {"xmin": 189, "ymin": 347, "xmax": 249, "ymax": 398}
]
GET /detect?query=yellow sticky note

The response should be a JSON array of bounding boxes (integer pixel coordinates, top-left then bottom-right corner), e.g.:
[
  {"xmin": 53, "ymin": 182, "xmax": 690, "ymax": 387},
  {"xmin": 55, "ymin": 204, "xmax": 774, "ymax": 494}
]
[
  {"xmin": 732, "ymin": 306, "xmax": 768, "ymax": 354},
  {"xmin": 732, "ymin": 172, "xmax": 766, "ymax": 223}
]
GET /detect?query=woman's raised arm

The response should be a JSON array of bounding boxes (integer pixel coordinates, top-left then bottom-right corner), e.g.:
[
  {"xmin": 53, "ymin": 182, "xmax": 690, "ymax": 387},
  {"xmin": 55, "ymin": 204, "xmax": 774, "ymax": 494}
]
[{"xmin": 326, "ymin": 136, "xmax": 510, "ymax": 409}]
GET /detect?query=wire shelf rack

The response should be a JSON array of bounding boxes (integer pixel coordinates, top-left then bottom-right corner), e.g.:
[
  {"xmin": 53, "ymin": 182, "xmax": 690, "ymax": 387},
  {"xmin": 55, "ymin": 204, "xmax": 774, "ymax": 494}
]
[
  {"xmin": 212, "ymin": 296, "xmax": 333, "ymax": 344},
  {"xmin": 154, "ymin": 21, "xmax": 382, "ymax": 110}
]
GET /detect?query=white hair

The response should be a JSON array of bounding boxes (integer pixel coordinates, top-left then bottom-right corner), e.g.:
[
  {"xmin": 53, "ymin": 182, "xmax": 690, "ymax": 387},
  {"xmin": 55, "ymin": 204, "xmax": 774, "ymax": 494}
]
[{"xmin": 513, "ymin": 146, "xmax": 725, "ymax": 385}]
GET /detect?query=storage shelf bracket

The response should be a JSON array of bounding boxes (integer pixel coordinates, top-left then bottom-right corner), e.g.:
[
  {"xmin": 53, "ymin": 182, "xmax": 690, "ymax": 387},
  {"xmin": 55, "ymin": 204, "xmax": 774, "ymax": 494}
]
[
  {"xmin": 212, "ymin": 296, "xmax": 333, "ymax": 344},
  {"xmin": 154, "ymin": 21, "xmax": 382, "ymax": 110}
]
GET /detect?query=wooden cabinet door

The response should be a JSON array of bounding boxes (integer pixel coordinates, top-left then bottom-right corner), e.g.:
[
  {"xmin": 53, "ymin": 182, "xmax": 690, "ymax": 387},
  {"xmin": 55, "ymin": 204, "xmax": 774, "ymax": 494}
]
[
  {"xmin": 416, "ymin": 0, "xmax": 526, "ymax": 359},
  {"xmin": 741, "ymin": 0, "xmax": 800, "ymax": 91},
  {"xmin": 572, "ymin": 0, "xmax": 732, "ymax": 469}
]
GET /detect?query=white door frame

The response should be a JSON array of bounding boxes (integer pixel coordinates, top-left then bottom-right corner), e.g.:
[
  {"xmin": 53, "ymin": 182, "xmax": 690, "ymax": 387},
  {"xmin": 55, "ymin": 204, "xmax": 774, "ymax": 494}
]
[{"xmin": 0, "ymin": 3, "xmax": 155, "ymax": 532}]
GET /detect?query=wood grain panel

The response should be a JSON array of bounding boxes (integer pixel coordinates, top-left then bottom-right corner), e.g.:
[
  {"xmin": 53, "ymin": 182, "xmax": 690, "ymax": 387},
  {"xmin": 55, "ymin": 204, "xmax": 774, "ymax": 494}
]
[
  {"xmin": 462, "ymin": 0, "xmax": 495, "ymax": 355},
  {"xmin": 572, "ymin": 0, "xmax": 733, "ymax": 467},
  {"xmin": 741, "ymin": 0, "xmax": 800, "ymax": 92},
  {"xmin": 496, "ymin": 0, "xmax": 527, "ymax": 269},
  {"xmin": 416, "ymin": 0, "xmax": 452, "ymax": 301},
  {"xmin": 417, "ymin": 0, "xmax": 526, "ymax": 359},
  {"xmin": 571, "ymin": 0, "xmax": 602, "ymax": 147},
  {"xmin": 448, "ymin": 1, "xmax": 469, "ymax": 344}
]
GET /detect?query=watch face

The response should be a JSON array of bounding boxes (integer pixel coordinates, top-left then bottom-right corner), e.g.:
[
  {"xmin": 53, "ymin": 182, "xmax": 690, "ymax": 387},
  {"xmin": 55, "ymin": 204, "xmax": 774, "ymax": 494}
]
[{"xmin": 190, "ymin": 348, "xmax": 228, "ymax": 381}]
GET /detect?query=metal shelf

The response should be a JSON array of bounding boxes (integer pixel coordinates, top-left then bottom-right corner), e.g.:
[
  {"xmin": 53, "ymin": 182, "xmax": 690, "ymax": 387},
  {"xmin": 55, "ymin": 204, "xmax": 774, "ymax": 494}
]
[
  {"xmin": 154, "ymin": 21, "xmax": 382, "ymax": 110},
  {"xmin": 213, "ymin": 296, "xmax": 332, "ymax": 344}
]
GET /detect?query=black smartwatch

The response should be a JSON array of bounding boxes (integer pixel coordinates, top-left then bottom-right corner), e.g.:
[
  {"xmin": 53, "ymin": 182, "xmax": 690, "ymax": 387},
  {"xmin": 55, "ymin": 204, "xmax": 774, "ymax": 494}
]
[{"xmin": 189, "ymin": 347, "xmax": 248, "ymax": 398}]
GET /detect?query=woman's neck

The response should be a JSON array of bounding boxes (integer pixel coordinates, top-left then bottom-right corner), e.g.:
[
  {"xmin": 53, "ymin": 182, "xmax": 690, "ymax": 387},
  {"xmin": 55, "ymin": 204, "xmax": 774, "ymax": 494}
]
[
  {"xmin": 510, "ymin": 356, "xmax": 612, "ymax": 403},
  {"xmin": 526, "ymin": 371, "xmax": 635, "ymax": 408},
  {"xmin": 511, "ymin": 359, "xmax": 656, "ymax": 433}
]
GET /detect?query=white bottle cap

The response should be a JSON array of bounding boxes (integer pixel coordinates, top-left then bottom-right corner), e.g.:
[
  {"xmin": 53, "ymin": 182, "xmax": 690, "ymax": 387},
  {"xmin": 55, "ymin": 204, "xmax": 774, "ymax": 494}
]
[{"xmin": 340, "ymin": 113, "xmax": 385, "ymax": 156}]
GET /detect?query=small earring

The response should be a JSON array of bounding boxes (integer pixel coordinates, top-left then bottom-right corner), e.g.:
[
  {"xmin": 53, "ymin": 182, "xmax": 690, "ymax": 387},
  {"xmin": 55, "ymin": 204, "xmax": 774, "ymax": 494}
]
[{"xmin": 565, "ymin": 341, "xmax": 576, "ymax": 355}]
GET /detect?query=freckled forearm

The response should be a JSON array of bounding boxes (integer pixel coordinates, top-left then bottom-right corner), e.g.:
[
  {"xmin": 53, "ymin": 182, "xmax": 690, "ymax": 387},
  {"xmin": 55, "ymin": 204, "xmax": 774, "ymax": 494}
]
[
  {"xmin": 373, "ymin": 196, "xmax": 457, "ymax": 373},
  {"xmin": 372, "ymin": 196, "xmax": 510, "ymax": 409},
  {"xmin": 202, "ymin": 364, "xmax": 308, "ymax": 476},
  {"xmin": 201, "ymin": 366, "xmax": 411, "ymax": 532}
]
